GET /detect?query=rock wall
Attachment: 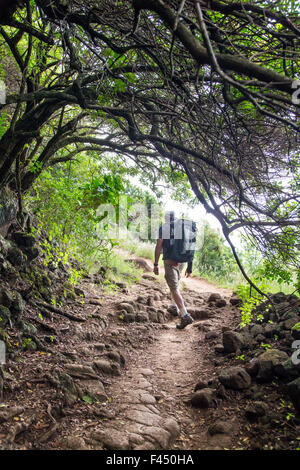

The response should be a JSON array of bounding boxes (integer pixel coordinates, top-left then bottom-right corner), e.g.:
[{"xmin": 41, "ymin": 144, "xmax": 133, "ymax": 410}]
[{"xmin": 0, "ymin": 190, "xmax": 17, "ymax": 236}]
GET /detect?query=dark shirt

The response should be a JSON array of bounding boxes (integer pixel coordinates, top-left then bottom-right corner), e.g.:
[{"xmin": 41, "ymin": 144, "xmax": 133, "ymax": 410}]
[{"xmin": 158, "ymin": 223, "xmax": 193, "ymax": 273}]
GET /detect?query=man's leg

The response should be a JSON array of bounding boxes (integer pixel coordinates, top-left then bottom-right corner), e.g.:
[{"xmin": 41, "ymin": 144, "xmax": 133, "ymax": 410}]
[
  {"xmin": 164, "ymin": 260, "xmax": 193, "ymax": 328},
  {"xmin": 170, "ymin": 288, "xmax": 187, "ymax": 315}
]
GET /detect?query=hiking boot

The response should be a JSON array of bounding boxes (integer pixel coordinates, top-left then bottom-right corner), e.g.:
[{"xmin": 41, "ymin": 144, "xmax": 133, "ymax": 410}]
[{"xmin": 176, "ymin": 315, "xmax": 194, "ymax": 329}]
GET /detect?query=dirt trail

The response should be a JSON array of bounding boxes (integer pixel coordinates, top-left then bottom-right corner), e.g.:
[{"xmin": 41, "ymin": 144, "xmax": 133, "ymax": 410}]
[
  {"xmin": 85, "ymin": 266, "xmax": 240, "ymax": 451},
  {"xmin": 180, "ymin": 275, "xmax": 230, "ymax": 297}
]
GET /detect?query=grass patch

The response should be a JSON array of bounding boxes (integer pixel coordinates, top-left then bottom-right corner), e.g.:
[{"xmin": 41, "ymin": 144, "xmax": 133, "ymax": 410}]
[
  {"xmin": 119, "ymin": 233, "xmax": 155, "ymax": 261},
  {"xmin": 108, "ymin": 251, "xmax": 143, "ymax": 286}
]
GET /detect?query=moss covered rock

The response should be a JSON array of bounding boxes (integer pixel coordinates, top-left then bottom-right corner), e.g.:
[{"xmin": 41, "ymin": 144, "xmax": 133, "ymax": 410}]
[
  {"xmin": 291, "ymin": 322, "xmax": 300, "ymax": 340},
  {"xmin": 11, "ymin": 231, "xmax": 36, "ymax": 248},
  {"xmin": 0, "ymin": 327, "xmax": 12, "ymax": 351},
  {"xmin": 22, "ymin": 337, "xmax": 37, "ymax": 351},
  {"xmin": 7, "ymin": 247, "xmax": 27, "ymax": 267},
  {"xmin": 0, "ymin": 305, "xmax": 11, "ymax": 327},
  {"xmin": 0, "ymin": 289, "xmax": 14, "ymax": 308},
  {"xmin": 20, "ymin": 321, "xmax": 38, "ymax": 336}
]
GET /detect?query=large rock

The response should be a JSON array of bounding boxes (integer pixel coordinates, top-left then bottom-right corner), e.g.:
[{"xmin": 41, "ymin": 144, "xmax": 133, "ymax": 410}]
[
  {"xmin": 92, "ymin": 429, "xmax": 129, "ymax": 450},
  {"xmin": 245, "ymin": 358, "xmax": 259, "ymax": 377},
  {"xmin": 215, "ymin": 299, "xmax": 227, "ymax": 308},
  {"xmin": 136, "ymin": 313, "xmax": 149, "ymax": 323},
  {"xmin": 245, "ymin": 401, "xmax": 267, "ymax": 420},
  {"xmin": 51, "ymin": 369, "xmax": 80, "ymax": 406},
  {"xmin": 229, "ymin": 295, "xmax": 243, "ymax": 307},
  {"xmin": 0, "ymin": 305, "xmax": 11, "ymax": 327},
  {"xmin": 271, "ymin": 292, "xmax": 287, "ymax": 304},
  {"xmin": 139, "ymin": 425, "xmax": 172, "ymax": 449},
  {"xmin": 0, "ymin": 190, "xmax": 17, "ymax": 234},
  {"xmin": 105, "ymin": 350, "xmax": 125, "ymax": 367},
  {"xmin": 10, "ymin": 292, "xmax": 25, "ymax": 322},
  {"xmin": 281, "ymin": 317, "xmax": 299, "ymax": 330},
  {"xmin": 22, "ymin": 246, "xmax": 39, "ymax": 262},
  {"xmin": 286, "ymin": 377, "xmax": 300, "ymax": 413},
  {"xmin": 190, "ymin": 388, "xmax": 215, "ymax": 408},
  {"xmin": 163, "ymin": 418, "xmax": 180, "ymax": 440},
  {"xmin": 263, "ymin": 323, "xmax": 277, "ymax": 338},
  {"xmin": 61, "ymin": 436, "xmax": 88, "ymax": 450},
  {"xmin": 208, "ymin": 293, "xmax": 222, "ymax": 302},
  {"xmin": 123, "ymin": 313, "xmax": 135, "ymax": 323},
  {"xmin": 126, "ymin": 409, "xmax": 161, "ymax": 427},
  {"xmin": 208, "ymin": 420, "xmax": 236, "ymax": 436},
  {"xmin": 273, "ymin": 358, "xmax": 300, "ymax": 381},
  {"xmin": 7, "ymin": 247, "xmax": 27, "ymax": 267},
  {"xmin": 249, "ymin": 324, "xmax": 264, "ymax": 337},
  {"xmin": 222, "ymin": 330, "xmax": 245, "ymax": 353},
  {"xmin": 0, "ymin": 289, "xmax": 14, "ymax": 308},
  {"xmin": 93, "ymin": 359, "xmax": 121, "ymax": 376},
  {"xmin": 256, "ymin": 349, "xmax": 289, "ymax": 383},
  {"xmin": 11, "ymin": 231, "xmax": 36, "ymax": 248},
  {"xmin": 218, "ymin": 367, "xmax": 251, "ymax": 390},
  {"xmin": 79, "ymin": 379, "xmax": 107, "ymax": 402},
  {"xmin": 188, "ymin": 308, "xmax": 212, "ymax": 320},
  {"xmin": 117, "ymin": 303, "xmax": 135, "ymax": 314}
]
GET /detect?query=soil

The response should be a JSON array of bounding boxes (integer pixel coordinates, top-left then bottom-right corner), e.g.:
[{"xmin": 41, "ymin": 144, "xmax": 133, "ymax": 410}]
[{"xmin": 0, "ymin": 257, "xmax": 299, "ymax": 451}]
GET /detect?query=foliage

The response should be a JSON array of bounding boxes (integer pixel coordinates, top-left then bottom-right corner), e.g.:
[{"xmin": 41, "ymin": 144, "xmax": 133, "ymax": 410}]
[
  {"xmin": 236, "ymin": 281, "xmax": 269, "ymax": 327},
  {"xmin": 26, "ymin": 155, "xmax": 125, "ymax": 276},
  {"xmin": 26, "ymin": 152, "xmax": 160, "ymax": 281},
  {"xmin": 193, "ymin": 223, "xmax": 239, "ymax": 283},
  {"xmin": 239, "ymin": 235, "xmax": 299, "ymax": 290},
  {"xmin": 234, "ymin": 234, "xmax": 299, "ymax": 326}
]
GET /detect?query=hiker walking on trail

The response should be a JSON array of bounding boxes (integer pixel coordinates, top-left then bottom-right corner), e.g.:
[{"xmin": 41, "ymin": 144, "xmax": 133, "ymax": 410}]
[{"xmin": 153, "ymin": 211, "xmax": 196, "ymax": 330}]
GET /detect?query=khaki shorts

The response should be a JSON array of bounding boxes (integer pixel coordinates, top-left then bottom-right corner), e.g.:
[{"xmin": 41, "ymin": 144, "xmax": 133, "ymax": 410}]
[{"xmin": 164, "ymin": 259, "xmax": 185, "ymax": 291}]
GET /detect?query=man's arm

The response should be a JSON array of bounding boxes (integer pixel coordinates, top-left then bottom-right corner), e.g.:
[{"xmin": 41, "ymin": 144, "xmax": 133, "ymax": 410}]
[{"xmin": 154, "ymin": 238, "xmax": 163, "ymax": 275}]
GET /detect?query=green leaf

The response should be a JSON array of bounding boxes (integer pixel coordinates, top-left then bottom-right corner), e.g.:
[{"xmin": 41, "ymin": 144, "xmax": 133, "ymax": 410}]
[{"xmin": 82, "ymin": 395, "xmax": 94, "ymax": 404}]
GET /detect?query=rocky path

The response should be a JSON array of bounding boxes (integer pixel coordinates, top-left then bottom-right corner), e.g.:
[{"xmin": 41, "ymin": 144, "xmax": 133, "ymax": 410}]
[
  {"xmin": 77, "ymin": 264, "xmax": 300, "ymax": 452},
  {"xmin": 83, "ymin": 272, "xmax": 240, "ymax": 451}
]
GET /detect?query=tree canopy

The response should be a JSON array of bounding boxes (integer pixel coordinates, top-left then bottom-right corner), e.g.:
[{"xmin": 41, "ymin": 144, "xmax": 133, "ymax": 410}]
[{"xmin": 0, "ymin": 0, "xmax": 299, "ymax": 286}]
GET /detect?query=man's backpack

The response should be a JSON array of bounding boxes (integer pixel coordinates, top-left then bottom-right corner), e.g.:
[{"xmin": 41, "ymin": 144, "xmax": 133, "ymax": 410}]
[{"xmin": 169, "ymin": 218, "xmax": 197, "ymax": 263}]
